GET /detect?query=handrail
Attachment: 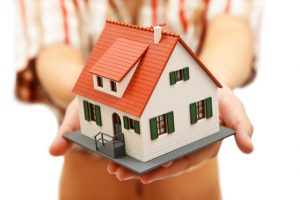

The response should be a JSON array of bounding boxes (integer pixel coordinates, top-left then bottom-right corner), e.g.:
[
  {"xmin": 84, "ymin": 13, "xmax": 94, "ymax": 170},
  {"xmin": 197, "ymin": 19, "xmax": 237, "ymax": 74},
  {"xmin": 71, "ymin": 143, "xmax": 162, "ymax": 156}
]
[{"xmin": 94, "ymin": 131, "xmax": 124, "ymax": 151}]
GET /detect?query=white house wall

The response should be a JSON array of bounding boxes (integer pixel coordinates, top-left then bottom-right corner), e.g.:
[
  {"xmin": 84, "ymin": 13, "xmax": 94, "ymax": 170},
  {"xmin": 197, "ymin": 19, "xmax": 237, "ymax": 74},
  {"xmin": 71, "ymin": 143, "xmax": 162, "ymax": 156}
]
[
  {"xmin": 92, "ymin": 61, "xmax": 140, "ymax": 98},
  {"xmin": 77, "ymin": 96, "xmax": 145, "ymax": 160},
  {"xmin": 140, "ymin": 43, "xmax": 219, "ymax": 162}
]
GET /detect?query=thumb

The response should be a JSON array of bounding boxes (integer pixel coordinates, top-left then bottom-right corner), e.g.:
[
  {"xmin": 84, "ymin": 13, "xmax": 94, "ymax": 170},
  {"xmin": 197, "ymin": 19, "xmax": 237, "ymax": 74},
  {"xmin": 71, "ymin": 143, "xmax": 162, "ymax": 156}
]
[
  {"xmin": 219, "ymin": 86, "xmax": 254, "ymax": 154},
  {"xmin": 49, "ymin": 99, "xmax": 80, "ymax": 156}
]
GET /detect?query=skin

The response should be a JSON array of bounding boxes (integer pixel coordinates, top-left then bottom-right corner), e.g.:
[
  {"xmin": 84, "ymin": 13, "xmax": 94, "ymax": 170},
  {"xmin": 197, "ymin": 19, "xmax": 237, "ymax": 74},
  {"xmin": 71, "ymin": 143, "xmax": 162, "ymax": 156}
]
[
  {"xmin": 46, "ymin": 14, "xmax": 254, "ymax": 183},
  {"xmin": 36, "ymin": 44, "xmax": 85, "ymax": 109}
]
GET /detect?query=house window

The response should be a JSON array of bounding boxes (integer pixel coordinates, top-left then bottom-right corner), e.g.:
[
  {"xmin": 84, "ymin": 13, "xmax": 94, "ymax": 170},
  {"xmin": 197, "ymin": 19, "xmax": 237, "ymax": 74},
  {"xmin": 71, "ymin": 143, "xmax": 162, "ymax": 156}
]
[
  {"xmin": 196, "ymin": 100, "xmax": 205, "ymax": 120},
  {"xmin": 176, "ymin": 69, "xmax": 183, "ymax": 81},
  {"xmin": 97, "ymin": 76, "xmax": 103, "ymax": 87},
  {"xmin": 149, "ymin": 111, "xmax": 175, "ymax": 140},
  {"xmin": 123, "ymin": 116, "xmax": 140, "ymax": 134},
  {"xmin": 83, "ymin": 101, "xmax": 102, "ymax": 126},
  {"xmin": 169, "ymin": 67, "xmax": 189, "ymax": 85},
  {"xmin": 157, "ymin": 114, "xmax": 167, "ymax": 135},
  {"xmin": 190, "ymin": 97, "xmax": 213, "ymax": 124},
  {"xmin": 88, "ymin": 103, "xmax": 96, "ymax": 121},
  {"xmin": 110, "ymin": 80, "xmax": 117, "ymax": 92},
  {"xmin": 129, "ymin": 118, "xmax": 135, "ymax": 129}
]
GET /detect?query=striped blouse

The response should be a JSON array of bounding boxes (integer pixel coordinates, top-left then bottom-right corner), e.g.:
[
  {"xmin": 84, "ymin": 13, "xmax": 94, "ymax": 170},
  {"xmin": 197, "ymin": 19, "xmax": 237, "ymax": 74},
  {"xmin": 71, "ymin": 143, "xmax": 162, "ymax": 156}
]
[{"xmin": 15, "ymin": 0, "xmax": 262, "ymax": 104}]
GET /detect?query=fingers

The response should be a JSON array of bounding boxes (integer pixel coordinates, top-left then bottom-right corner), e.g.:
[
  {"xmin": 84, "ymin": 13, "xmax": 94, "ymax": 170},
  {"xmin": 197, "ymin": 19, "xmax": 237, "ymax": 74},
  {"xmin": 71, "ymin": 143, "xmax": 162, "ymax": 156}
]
[
  {"xmin": 107, "ymin": 162, "xmax": 120, "ymax": 174},
  {"xmin": 106, "ymin": 141, "xmax": 221, "ymax": 184},
  {"xmin": 140, "ymin": 157, "xmax": 189, "ymax": 184},
  {"xmin": 140, "ymin": 142, "xmax": 221, "ymax": 183},
  {"xmin": 107, "ymin": 162, "xmax": 139, "ymax": 181},
  {"xmin": 234, "ymin": 121, "xmax": 254, "ymax": 154},
  {"xmin": 218, "ymin": 86, "xmax": 254, "ymax": 153},
  {"xmin": 49, "ymin": 98, "xmax": 80, "ymax": 156}
]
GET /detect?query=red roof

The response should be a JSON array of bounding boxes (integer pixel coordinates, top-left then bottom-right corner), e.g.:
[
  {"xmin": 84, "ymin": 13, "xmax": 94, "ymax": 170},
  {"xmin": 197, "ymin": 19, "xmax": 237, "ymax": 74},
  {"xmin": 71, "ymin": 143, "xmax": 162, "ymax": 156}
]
[
  {"xmin": 90, "ymin": 38, "xmax": 149, "ymax": 82},
  {"xmin": 73, "ymin": 20, "xmax": 222, "ymax": 117}
]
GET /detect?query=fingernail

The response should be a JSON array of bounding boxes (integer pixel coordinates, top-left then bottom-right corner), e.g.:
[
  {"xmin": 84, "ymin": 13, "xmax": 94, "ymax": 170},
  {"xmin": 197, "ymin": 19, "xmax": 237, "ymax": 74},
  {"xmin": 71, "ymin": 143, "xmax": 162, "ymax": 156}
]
[
  {"xmin": 107, "ymin": 166, "xmax": 117, "ymax": 174},
  {"xmin": 121, "ymin": 175, "xmax": 138, "ymax": 181},
  {"xmin": 52, "ymin": 133, "xmax": 60, "ymax": 146},
  {"xmin": 107, "ymin": 170, "xmax": 116, "ymax": 175},
  {"xmin": 140, "ymin": 177, "xmax": 154, "ymax": 184},
  {"xmin": 163, "ymin": 161, "xmax": 173, "ymax": 168}
]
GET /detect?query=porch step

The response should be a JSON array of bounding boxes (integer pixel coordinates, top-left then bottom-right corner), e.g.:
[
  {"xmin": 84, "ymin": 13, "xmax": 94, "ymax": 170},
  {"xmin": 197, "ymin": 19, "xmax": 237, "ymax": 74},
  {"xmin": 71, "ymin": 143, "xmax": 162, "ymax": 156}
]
[{"xmin": 96, "ymin": 140, "xmax": 125, "ymax": 158}]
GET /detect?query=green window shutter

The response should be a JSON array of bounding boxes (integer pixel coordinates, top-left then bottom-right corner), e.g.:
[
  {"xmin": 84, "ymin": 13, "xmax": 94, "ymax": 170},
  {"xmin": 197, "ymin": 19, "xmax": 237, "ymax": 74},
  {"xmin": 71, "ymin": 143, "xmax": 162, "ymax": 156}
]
[
  {"xmin": 169, "ymin": 71, "xmax": 176, "ymax": 85},
  {"xmin": 95, "ymin": 105, "xmax": 102, "ymax": 126},
  {"xmin": 205, "ymin": 97, "xmax": 213, "ymax": 118},
  {"xmin": 134, "ymin": 120, "xmax": 140, "ymax": 134},
  {"xmin": 167, "ymin": 112, "xmax": 175, "ymax": 133},
  {"xmin": 149, "ymin": 117, "xmax": 158, "ymax": 140},
  {"xmin": 183, "ymin": 67, "xmax": 190, "ymax": 81},
  {"xmin": 123, "ymin": 116, "xmax": 129, "ymax": 130},
  {"xmin": 83, "ymin": 101, "xmax": 90, "ymax": 121},
  {"xmin": 190, "ymin": 102, "xmax": 197, "ymax": 124}
]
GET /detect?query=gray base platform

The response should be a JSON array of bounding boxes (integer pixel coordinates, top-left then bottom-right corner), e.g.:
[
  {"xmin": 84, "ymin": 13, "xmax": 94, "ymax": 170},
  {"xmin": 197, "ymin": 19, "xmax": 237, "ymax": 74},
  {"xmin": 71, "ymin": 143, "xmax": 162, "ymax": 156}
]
[{"xmin": 64, "ymin": 126, "xmax": 235, "ymax": 174}]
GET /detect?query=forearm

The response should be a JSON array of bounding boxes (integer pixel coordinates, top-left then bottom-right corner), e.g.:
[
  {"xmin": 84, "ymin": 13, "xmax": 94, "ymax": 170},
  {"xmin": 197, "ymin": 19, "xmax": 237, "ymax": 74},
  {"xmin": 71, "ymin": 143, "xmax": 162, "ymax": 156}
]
[
  {"xmin": 36, "ymin": 45, "xmax": 84, "ymax": 109},
  {"xmin": 200, "ymin": 14, "xmax": 254, "ymax": 88}
]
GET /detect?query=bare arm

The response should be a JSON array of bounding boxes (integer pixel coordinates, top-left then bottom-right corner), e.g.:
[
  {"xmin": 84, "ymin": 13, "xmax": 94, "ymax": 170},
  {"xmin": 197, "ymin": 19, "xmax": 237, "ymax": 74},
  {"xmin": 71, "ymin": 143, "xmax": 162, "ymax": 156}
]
[
  {"xmin": 36, "ymin": 45, "xmax": 84, "ymax": 109},
  {"xmin": 200, "ymin": 14, "xmax": 254, "ymax": 88}
]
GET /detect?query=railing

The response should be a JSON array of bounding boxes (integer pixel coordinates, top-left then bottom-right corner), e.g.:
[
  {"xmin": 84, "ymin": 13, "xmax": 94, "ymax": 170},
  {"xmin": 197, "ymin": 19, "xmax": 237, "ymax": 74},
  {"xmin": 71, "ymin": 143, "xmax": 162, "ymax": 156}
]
[{"xmin": 94, "ymin": 131, "xmax": 124, "ymax": 151}]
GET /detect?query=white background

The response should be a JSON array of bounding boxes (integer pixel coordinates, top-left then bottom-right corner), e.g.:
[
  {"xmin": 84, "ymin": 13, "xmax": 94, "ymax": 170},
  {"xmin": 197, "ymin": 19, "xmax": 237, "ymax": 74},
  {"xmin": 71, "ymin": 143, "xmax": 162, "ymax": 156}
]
[{"xmin": 1, "ymin": 0, "xmax": 300, "ymax": 199}]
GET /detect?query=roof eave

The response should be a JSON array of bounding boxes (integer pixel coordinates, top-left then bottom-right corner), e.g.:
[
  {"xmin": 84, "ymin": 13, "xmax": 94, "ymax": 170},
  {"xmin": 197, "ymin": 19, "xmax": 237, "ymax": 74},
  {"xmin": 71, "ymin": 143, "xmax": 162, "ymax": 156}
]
[{"xmin": 178, "ymin": 37, "xmax": 223, "ymax": 88}]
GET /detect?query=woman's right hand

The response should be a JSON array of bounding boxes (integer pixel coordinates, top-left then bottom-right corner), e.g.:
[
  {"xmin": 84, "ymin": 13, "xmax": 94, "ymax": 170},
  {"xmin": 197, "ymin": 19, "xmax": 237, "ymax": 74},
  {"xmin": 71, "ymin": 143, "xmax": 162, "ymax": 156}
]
[{"xmin": 49, "ymin": 98, "xmax": 80, "ymax": 156}]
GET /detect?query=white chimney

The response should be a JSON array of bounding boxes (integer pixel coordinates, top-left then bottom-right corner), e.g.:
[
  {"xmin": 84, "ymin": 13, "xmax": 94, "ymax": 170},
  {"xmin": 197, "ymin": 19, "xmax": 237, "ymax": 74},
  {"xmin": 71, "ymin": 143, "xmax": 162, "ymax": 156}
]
[{"xmin": 153, "ymin": 26, "xmax": 162, "ymax": 44}]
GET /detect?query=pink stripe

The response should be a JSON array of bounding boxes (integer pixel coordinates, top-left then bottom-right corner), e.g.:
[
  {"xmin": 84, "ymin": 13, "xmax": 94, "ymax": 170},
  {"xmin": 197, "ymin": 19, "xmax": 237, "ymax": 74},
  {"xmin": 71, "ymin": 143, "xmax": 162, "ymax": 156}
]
[
  {"xmin": 60, "ymin": 0, "xmax": 70, "ymax": 44},
  {"xmin": 152, "ymin": 0, "xmax": 158, "ymax": 25},
  {"xmin": 179, "ymin": 0, "xmax": 188, "ymax": 33},
  {"xmin": 196, "ymin": 0, "xmax": 210, "ymax": 55},
  {"xmin": 225, "ymin": 0, "xmax": 231, "ymax": 13},
  {"xmin": 19, "ymin": 0, "xmax": 29, "ymax": 59}
]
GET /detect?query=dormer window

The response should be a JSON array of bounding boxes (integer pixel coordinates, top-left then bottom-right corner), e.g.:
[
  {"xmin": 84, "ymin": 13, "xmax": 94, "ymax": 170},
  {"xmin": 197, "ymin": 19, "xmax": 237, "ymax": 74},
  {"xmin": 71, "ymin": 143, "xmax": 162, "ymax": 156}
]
[
  {"xmin": 110, "ymin": 80, "xmax": 117, "ymax": 92},
  {"xmin": 97, "ymin": 76, "xmax": 103, "ymax": 87}
]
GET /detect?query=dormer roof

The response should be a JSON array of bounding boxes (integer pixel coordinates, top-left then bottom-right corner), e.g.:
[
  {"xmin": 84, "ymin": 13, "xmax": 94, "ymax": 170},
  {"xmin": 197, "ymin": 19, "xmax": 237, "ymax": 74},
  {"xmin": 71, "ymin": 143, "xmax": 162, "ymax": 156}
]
[{"xmin": 90, "ymin": 38, "xmax": 149, "ymax": 82}]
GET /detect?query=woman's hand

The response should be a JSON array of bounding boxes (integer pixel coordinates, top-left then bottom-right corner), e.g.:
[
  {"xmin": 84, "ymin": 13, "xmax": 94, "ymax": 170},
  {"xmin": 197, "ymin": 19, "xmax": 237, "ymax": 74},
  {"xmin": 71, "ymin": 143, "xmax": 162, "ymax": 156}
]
[
  {"xmin": 106, "ymin": 85, "xmax": 253, "ymax": 183},
  {"xmin": 49, "ymin": 98, "xmax": 80, "ymax": 156}
]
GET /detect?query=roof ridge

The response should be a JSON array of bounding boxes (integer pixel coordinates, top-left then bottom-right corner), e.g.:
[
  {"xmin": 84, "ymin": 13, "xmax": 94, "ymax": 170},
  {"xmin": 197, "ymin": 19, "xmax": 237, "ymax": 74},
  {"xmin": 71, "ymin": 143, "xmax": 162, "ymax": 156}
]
[{"xmin": 106, "ymin": 19, "xmax": 179, "ymax": 37}]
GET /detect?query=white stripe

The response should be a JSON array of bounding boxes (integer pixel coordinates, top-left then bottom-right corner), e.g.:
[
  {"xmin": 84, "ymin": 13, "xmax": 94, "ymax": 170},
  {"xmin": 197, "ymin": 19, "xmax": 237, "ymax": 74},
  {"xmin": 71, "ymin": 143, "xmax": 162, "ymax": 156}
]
[
  {"xmin": 15, "ymin": 0, "xmax": 27, "ymax": 70},
  {"xmin": 65, "ymin": 0, "xmax": 80, "ymax": 48},
  {"xmin": 40, "ymin": 0, "xmax": 64, "ymax": 46},
  {"xmin": 89, "ymin": 0, "xmax": 108, "ymax": 44}
]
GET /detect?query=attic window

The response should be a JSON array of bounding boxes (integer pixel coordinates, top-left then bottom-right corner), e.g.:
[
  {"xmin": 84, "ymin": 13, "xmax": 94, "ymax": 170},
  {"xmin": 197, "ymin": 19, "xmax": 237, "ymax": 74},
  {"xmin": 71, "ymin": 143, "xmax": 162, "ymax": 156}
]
[
  {"xmin": 97, "ymin": 76, "xmax": 103, "ymax": 87},
  {"xmin": 169, "ymin": 67, "xmax": 190, "ymax": 85},
  {"xmin": 110, "ymin": 80, "xmax": 117, "ymax": 92},
  {"xmin": 176, "ymin": 69, "xmax": 183, "ymax": 81}
]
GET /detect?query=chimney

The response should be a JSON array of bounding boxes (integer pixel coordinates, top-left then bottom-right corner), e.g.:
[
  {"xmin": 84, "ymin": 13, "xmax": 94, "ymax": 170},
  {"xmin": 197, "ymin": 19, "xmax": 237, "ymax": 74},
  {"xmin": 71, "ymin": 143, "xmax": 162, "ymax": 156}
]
[{"xmin": 153, "ymin": 26, "xmax": 162, "ymax": 44}]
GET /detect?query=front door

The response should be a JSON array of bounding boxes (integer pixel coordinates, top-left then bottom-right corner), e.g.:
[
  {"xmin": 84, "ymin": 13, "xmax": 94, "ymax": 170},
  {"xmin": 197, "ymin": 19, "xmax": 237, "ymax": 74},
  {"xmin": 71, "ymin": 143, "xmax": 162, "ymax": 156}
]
[{"xmin": 112, "ymin": 113, "xmax": 122, "ymax": 139}]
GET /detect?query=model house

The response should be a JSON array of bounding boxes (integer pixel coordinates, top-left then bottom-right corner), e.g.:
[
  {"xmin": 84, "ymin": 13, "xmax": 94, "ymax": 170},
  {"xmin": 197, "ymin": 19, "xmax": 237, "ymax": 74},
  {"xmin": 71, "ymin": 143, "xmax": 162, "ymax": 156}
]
[{"xmin": 72, "ymin": 20, "xmax": 223, "ymax": 162}]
